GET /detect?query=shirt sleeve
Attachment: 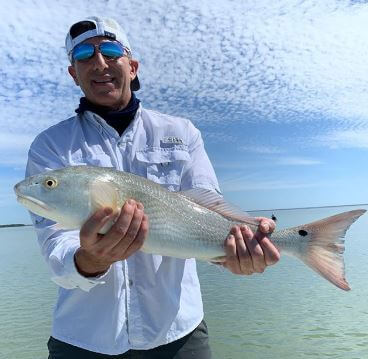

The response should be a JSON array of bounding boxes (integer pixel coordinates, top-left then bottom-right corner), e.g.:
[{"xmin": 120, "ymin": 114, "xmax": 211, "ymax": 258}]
[
  {"xmin": 26, "ymin": 135, "xmax": 110, "ymax": 292},
  {"xmin": 181, "ymin": 121, "xmax": 221, "ymax": 193}
]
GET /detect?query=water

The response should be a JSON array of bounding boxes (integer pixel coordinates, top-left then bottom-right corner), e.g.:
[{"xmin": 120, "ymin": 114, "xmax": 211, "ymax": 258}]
[{"xmin": 1, "ymin": 206, "xmax": 368, "ymax": 359}]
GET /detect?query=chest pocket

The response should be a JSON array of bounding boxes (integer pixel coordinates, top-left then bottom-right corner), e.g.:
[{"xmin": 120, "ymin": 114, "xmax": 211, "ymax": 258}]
[
  {"xmin": 68, "ymin": 148, "xmax": 113, "ymax": 167},
  {"xmin": 135, "ymin": 147, "xmax": 190, "ymax": 191}
]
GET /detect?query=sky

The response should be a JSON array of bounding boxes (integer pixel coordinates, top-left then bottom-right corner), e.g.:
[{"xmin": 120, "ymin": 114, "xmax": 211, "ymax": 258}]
[{"xmin": 2, "ymin": 0, "xmax": 368, "ymax": 224}]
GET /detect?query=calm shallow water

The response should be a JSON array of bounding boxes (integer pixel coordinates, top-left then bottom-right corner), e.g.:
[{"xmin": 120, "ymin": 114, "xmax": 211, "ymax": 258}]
[{"xmin": 1, "ymin": 205, "xmax": 367, "ymax": 359}]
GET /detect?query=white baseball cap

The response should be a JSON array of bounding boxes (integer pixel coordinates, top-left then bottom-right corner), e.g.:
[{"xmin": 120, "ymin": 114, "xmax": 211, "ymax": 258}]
[{"xmin": 65, "ymin": 16, "xmax": 140, "ymax": 91}]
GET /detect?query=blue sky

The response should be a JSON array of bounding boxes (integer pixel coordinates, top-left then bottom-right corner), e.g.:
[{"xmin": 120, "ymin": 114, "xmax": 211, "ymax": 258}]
[{"xmin": 2, "ymin": 0, "xmax": 368, "ymax": 224}]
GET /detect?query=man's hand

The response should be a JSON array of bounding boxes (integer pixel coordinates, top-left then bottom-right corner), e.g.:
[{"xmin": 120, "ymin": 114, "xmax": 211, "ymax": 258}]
[
  {"xmin": 74, "ymin": 199, "xmax": 149, "ymax": 277},
  {"xmin": 223, "ymin": 217, "xmax": 280, "ymax": 275}
]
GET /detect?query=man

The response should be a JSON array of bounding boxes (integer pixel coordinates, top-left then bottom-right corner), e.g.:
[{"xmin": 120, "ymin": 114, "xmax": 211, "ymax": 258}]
[{"xmin": 26, "ymin": 16, "xmax": 280, "ymax": 359}]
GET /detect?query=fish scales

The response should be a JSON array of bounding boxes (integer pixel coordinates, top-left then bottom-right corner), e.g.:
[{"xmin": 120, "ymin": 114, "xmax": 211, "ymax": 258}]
[{"xmin": 120, "ymin": 171, "xmax": 232, "ymax": 259}]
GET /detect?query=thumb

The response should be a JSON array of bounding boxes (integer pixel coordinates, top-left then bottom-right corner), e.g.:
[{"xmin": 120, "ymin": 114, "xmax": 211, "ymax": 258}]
[{"xmin": 79, "ymin": 207, "xmax": 113, "ymax": 245}]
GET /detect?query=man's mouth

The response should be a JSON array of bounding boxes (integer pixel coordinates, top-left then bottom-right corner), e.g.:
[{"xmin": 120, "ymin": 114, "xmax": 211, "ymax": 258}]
[{"xmin": 92, "ymin": 78, "xmax": 115, "ymax": 85}]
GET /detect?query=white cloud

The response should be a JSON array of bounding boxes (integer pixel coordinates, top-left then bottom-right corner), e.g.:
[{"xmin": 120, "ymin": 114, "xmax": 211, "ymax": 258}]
[
  {"xmin": 221, "ymin": 178, "xmax": 322, "ymax": 192},
  {"xmin": 316, "ymin": 129, "xmax": 368, "ymax": 149},
  {"xmin": 202, "ymin": 131, "xmax": 236, "ymax": 144},
  {"xmin": 214, "ymin": 156, "xmax": 322, "ymax": 171},
  {"xmin": 274, "ymin": 157, "xmax": 322, "ymax": 166},
  {"xmin": 239, "ymin": 146, "xmax": 284, "ymax": 154},
  {"xmin": 2, "ymin": 0, "xmax": 368, "ymax": 138}
]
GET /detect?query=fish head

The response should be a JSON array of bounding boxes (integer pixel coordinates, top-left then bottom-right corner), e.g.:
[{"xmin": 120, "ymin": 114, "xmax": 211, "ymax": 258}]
[{"xmin": 14, "ymin": 166, "xmax": 94, "ymax": 229}]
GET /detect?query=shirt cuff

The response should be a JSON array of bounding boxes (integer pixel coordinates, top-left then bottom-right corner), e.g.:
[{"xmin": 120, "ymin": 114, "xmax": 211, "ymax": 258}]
[{"xmin": 50, "ymin": 244, "xmax": 111, "ymax": 292}]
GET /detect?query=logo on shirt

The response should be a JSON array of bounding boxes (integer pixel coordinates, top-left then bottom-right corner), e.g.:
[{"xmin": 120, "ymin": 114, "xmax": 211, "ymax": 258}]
[{"xmin": 161, "ymin": 136, "xmax": 184, "ymax": 145}]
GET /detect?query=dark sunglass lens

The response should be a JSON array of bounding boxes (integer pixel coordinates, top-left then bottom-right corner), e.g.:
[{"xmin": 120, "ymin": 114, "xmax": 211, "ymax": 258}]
[
  {"xmin": 100, "ymin": 42, "xmax": 124, "ymax": 58},
  {"xmin": 72, "ymin": 44, "xmax": 95, "ymax": 61}
]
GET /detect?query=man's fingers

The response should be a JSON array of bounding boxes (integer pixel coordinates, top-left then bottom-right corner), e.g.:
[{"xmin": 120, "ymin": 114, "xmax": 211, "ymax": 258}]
[
  {"xmin": 255, "ymin": 236, "xmax": 280, "ymax": 266},
  {"xmin": 223, "ymin": 219, "xmax": 280, "ymax": 276},
  {"xmin": 242, "ymin": 226, "xmax": 267, "ymax": 273},
  {"xmin": 253, "ymin": 217, "xmax": 279, "ymax": 266},
  {"xmin": 110, "ymin": 202, "xmax": 145, "ymax": 257},
  {"xmin": 119, "ymin": 214, "xmax": 149, "ymax": 259},
  {"xmin": 81, "ymin": 199, "xmax": 148, "ymax": 262},
  {"xmin": 237, "ymin": 226, "xmax": 254, "ymax": 275},
  {"xmin": 124, "ymin": 203, "xmax": 144, "ymax": 240},
  {"xmin": 224, "ymin": 234, "xmax": 242, "ymax": 274},
  {"xmin": 102, "ymin": 200, "xmax": 137, "ymax": 249},
  {"xmin": 255, "ymin": 217, "xmax": 276, "ymax": 234},
  {"xmin": 80, "ymin": 207, "xmax": 113, "ymax": 244}
]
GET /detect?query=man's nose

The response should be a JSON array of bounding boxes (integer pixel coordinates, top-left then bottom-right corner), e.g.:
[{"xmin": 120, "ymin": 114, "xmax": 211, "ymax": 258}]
[{"xmin": 91, "ymin": 51, "xmax": 109, "ymax": 71}]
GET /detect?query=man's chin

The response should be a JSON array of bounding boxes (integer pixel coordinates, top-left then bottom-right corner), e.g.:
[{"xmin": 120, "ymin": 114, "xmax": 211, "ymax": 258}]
[{"xmin": 86, "ymin": 94, "xmax": 125, "ymax": 110}]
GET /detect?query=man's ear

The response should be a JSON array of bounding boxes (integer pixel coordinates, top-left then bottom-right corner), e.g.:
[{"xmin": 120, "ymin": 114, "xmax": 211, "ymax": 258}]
[
  {"xmin": 68, "ymin": 65, "xmax": 80, "ymax": 86},
  {"xmin": 129, "ymin": 59, "xmax": 139, "ymax": 81}
]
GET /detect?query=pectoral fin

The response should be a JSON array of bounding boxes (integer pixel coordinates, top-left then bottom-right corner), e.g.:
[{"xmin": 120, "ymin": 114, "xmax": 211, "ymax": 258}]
[
  {"xmin": 90, "ymin": 180, "xmax": 119, "ymax": 211},
  {"xmin": 90, "ymin": 180, "xmax": 121, "ymax": 234}
]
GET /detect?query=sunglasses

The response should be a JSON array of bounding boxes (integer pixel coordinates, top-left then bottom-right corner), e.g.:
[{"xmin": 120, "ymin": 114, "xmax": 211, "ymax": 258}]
[{"xmin": 72, "ymin": 41, "xmax": 127, "ymax": 62}]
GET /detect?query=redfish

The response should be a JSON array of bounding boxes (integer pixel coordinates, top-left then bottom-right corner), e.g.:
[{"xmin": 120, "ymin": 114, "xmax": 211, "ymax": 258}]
[{"xmin": 14, "ymin": 165, "xmax": 366, "ymax": 291}]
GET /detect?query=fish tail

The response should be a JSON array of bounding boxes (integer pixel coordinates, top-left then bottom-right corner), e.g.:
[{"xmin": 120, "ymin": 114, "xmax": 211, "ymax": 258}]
[{"xmin": 291, "ymin": 209, "xmax": 366, "ymax": 291}]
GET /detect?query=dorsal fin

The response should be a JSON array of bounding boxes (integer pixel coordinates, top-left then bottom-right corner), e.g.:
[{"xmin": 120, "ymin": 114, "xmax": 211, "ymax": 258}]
[{"xmin": 179, "ymin": 188, "xmax": 259, "ymax": 225}]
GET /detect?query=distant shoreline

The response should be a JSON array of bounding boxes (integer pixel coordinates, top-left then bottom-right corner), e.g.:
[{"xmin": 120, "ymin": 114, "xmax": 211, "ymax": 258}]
[
  {"xmin": 247, "ymin": 203, "xmax": 368, "ymax": 213},
  {"xmin": 0, "ymin": 224, "xmax": 32, "ymax": 228}
]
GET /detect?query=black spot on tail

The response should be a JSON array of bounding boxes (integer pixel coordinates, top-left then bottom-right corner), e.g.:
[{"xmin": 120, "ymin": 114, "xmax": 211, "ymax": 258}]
[{"xmin": 299, "ymin": 229, "xmax": 308, "ymax": 236}]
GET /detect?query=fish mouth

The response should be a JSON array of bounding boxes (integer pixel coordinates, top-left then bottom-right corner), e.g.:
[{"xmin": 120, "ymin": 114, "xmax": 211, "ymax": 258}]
[{"xmin": 15, "ymin": 193, "xmax": 50, "ymax": 211}]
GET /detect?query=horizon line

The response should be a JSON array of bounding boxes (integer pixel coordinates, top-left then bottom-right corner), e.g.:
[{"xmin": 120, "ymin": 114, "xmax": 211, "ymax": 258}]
[{"xmin": 247, "ymin": 203, "xmax": 368, "ymax": 213}]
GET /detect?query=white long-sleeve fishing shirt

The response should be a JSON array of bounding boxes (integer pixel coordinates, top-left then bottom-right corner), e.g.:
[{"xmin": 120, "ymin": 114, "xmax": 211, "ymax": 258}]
[{"xmin": 26, "ymin": 105, "xmax": 220, "ymax": 355}]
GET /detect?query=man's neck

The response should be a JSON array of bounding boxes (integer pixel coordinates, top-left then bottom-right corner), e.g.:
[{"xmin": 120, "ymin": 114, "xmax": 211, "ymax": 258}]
[
  {"xmin": 88, "ymin": 95, "xmax": 132, "ymax": 112},
  {"xmin": 76, "ymin": 93, "xmax": 140, "ymax": 136}
]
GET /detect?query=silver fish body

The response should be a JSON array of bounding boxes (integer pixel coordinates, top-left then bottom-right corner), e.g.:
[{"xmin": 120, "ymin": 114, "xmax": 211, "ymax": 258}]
[{"xmin": 14, "ymin": 165, "xmax": 366, "ymax": 291}]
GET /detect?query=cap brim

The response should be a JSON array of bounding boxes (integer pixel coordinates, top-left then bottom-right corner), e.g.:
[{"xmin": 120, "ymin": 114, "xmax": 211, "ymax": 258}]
[{"xmin": 131, "ymin": 76, "xmax": 140, "ymax": 91}]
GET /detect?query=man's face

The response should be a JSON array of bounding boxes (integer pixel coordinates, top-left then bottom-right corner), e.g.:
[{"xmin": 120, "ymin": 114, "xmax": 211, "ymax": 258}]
[{"xmin": 68, "ymin": 36, "xmax": 138, "ymax": 110}]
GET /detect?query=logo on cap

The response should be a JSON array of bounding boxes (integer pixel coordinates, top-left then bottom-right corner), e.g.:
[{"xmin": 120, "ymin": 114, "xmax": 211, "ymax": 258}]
[{"xmin": 104, "ymin": 31, "xmax": 116, "ymax": 40}]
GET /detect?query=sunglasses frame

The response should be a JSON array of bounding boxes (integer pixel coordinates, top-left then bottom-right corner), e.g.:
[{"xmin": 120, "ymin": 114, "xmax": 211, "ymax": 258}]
[{"xmin": 72, "ymin": 41, "xmax": 128, "ymax": 62}]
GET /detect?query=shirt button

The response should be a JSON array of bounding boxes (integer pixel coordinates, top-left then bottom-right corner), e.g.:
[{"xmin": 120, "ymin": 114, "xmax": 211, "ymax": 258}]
[{"xmin": 129, "ymin": 279, "xmax": 133, "ymax": 287}]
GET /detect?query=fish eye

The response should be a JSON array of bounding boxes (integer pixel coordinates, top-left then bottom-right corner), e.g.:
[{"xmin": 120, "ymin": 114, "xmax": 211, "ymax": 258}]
[{"xmin": 44, "ymin": 178, "xmax": 58, "ymax": 189}]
